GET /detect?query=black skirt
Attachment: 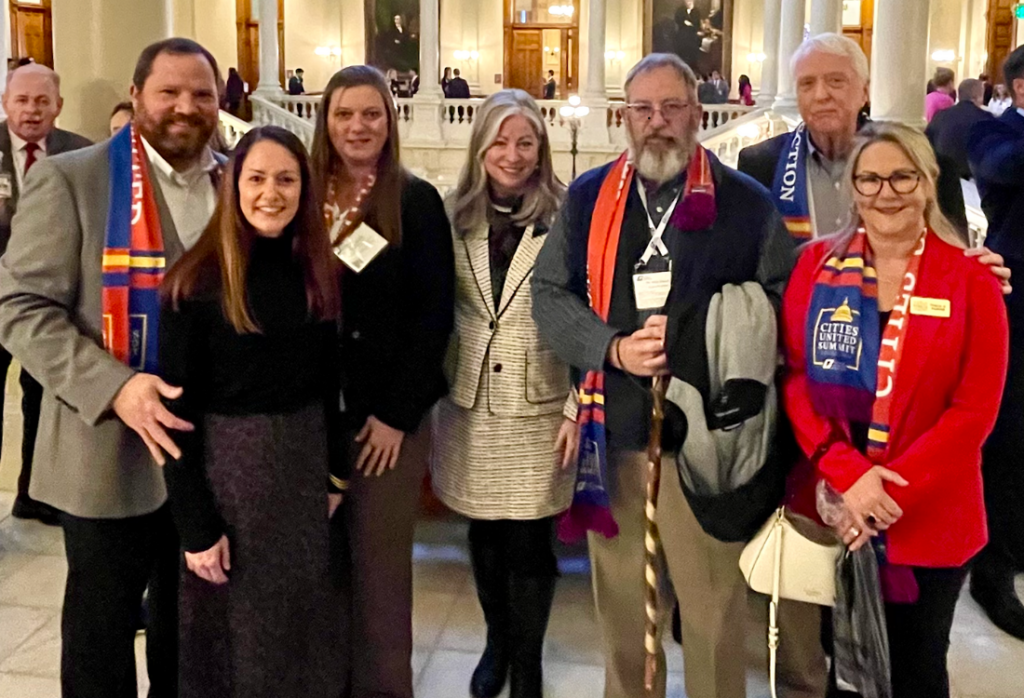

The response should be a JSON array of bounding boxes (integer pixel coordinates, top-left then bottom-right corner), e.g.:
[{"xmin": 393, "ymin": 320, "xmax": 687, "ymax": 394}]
[{"xmin": 178, "ymin": 403, "xmax": 344, "ymax": 698}]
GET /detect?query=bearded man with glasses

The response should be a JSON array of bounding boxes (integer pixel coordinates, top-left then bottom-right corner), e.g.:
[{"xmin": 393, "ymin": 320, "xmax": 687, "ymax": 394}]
[{"xmin": 532, "ymin": 53, "xmax": 794, "ymax": 698}]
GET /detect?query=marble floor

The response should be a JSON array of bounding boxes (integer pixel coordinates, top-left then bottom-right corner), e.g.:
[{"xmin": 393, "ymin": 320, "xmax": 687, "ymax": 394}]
[{"xmin": 1, "ymin": 493, "xmax": 1024, "ymax": 698}]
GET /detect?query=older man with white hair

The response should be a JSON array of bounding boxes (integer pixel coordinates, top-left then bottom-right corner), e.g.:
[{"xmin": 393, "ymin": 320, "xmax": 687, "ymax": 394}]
[
  {"xmin": 533, "ymin": 53, "xmax": 794, "ymax": 698},
  {"xmin": 739, "ymin": 33, "xmax": 971, "ymax": 241}
]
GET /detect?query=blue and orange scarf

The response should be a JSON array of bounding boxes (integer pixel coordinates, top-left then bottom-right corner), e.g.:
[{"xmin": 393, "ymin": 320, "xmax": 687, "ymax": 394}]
[
  {"xmin": 101, "ymin": 124, "xmax": 166, "ymax": 373},
  {"xmin": 557, "ymin": 147, "xmax": 717, "ymax": 543},
  {"xmin": 806, "ymin": 228, "xmax": 927, "ymax": 603},
  {"xmin": 772, "ymin": 123, "xmax": 814, "ymax": 241}
]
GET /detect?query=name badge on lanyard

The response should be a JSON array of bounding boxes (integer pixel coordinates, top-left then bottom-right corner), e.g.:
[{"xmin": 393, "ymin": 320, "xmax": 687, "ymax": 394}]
[{"xmin": 632, "ymin": 184, "xmax": 680, "ymax": 311}]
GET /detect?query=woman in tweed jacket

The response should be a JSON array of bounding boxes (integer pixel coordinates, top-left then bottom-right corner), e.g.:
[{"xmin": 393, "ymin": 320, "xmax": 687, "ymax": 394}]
[{"xmin": 431, "ymin": 89, "xmax": 578, "ymax": 698}]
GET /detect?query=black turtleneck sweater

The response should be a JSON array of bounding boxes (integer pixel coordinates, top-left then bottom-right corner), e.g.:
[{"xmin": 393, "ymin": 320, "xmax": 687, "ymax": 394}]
[
  {"xmin": 487, "ymin": 197, "xmax": 527, "ymax": 310},
  {"xmin": 158, "ymin": 234, "xmax": 346, "ymax": 552}
]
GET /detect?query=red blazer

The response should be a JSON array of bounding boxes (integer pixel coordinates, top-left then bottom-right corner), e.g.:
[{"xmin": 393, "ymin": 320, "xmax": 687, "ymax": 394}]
[{"xmin": 782, "ymin": 234, "xmax": 1008, "ymax": 568}]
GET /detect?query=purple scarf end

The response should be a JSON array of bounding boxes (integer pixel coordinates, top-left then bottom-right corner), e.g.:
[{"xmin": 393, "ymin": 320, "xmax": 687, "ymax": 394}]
[
  {"xmin": 880, "ymin": 565, "xmax": 920, "ymax": 604},
  {"xmin": 670, "ymin": 191, "xmax": 717, "ymax": 231},
  {"xmin": 557, "ymin": 503, "xmax": 620, "ymax": 544}
]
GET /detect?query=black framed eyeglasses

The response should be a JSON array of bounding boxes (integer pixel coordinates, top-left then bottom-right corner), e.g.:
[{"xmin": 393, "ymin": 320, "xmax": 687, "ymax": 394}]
[
  {"xmin": 852, "ymin": 170, "xmax": 922, "ymax": 196},
  {"xmin": 624, "ymin": 101, "xmax": 691, "ymax": 121}
]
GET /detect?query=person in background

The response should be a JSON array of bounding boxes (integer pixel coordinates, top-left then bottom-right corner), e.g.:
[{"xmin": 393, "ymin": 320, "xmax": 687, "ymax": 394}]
[
  {"xmin": 708, "ymin": 68, "xmax": 729, "ymax": 103},
  {"xmin": 409, "ymin": 69, "xmax": 420, "ymax": 96},
  {"xmin": 968, "ymin": 44, "xmax": 1024, "ymax": 641},
  {"xmin": 543, "ymin": 70, "xmax": 557, "ymax": 99},
  {"xmin": 926, "ymin": 78, "xmax": 993, "ymax": 180},
  {"xmin": 980, "ymin": 72, "xmax": 994, "ymax": 105},
  {"xmin": 0, "ymin": 64, "xmax": 91, "ymax": 527},
  {"xmin": 738, "ymin": 74, "xmax": 754, "ymax": 106},
  {"xmin": 532, "ymin": 53, "xmax": 793, "ymax": 698},
  {"xmin": 288, "ymin": 67, "xmax": 306, "ymax": 95},
  {"xmin": 433, "ymin": 89, "xmax": 576, "ymax": 698},
  {"xmin": 386, "ymin": 68, "xmax": 401, "ymax": 97},
  {"xmin": 0, "ymin": 37, "xmax": 224, "ymax": 698},
  {"xmin": 225, "ymin": 67, "xmax": 245, "ymax": 115},
  {"xmin": 783, "ymin": 122, "xmax": 1007, "ymax": 698},
  {"xmin": 160, "ymin": 125, "xmax": 345, "ymax": 698},
  {"xmin": 926, "ymin": 67, "xmax": 956, "ymax": 123},
  {"xmin": 448, "ymin": 68, "xmax": 471, "ymax": 99},
  {"xmin": 989, "ymin": 83, "xmax": 1012, "ymax": 117},
  {"xmin": 109, "ymin": 101, "xmax": 133, "ymax": 136},
  {"xmin": 311, "ymin": 65, "xmax": 454, "ymax": 698},
  {"xmin": 442, "ymin": 66, "xmax": 453, "ymax": 96}
]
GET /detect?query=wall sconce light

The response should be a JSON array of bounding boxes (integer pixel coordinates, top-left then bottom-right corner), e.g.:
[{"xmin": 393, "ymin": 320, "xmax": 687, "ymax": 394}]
[
  {"xmin": 453, "ymin": 50, "xmax": 480, "ymax": 61},
  {"xmin": 604, "ymin": 50, "xmax": 626, "ymax": 61},
  {"xmin": 315, "ymin": 46, "xmax": 343, "ymax": 62},
  {"xmin": 931, "ymin": 49, "xmax": 957, "ymax": 62},
  {"xmin": 746, "ymin": 52, "xmax": 767, "ymax": 63},
  {"xmin": 549, "ymin": 5, "xmax": 575, "ymax": 16}
]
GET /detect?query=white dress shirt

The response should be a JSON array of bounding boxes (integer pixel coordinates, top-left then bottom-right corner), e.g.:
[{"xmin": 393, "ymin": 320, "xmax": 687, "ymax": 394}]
[
  {"xmin": 8, "ymin": 128, "xmax": 47, "ymax": 192},
  {"xmin": 141, "ymin": 136, "xmax": 218, "ymax": 251}
]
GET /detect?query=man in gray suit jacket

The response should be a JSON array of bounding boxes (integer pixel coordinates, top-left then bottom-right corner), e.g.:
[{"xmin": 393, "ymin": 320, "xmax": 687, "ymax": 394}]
[
  {"xmin": 0, "ymin": 64, "xmax": 91, "ymax": 526},
  {"xmin": 0, "ymin": 39, "xmax": 222, "ymax": 698}
]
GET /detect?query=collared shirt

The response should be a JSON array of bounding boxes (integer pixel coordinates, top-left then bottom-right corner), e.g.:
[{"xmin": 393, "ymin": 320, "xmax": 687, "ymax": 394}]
[
  {"xmin": 639, "ymin": 170, "xmax": 687, "ymax": 228},
  {"xmin": 805, "ymin": 135, "xmax": 852, "ymax": 237},
  {"xmin": 141, "ymin": 136, "xmax": 218, "ymax": 251},
  {"xmin": 1017, "ymin": 107, "xmax": 1024, "ymax": 119},
  {"xmin": 8, "ymin": 127, "xmax": 47, "ymax": 191}
]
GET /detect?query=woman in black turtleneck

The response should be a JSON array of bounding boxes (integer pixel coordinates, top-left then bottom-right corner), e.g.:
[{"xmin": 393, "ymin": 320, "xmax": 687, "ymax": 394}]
[
  {"xmin": 432, "ymin": 90, "xmax": 577, "ymax": 698},
  {"xmin": 158, "ymin": 127, "xmax": 345, "ymax": 698}
]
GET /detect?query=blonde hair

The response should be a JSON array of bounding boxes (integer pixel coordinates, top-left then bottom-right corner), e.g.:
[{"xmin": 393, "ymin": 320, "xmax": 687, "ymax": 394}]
[
  {"xmin": 826, "ymin": 122, "xmax": 965, "ymax": 256},
  {"xmin": 450, "ymin": 89, "xmax": 565, "ymax": 233}
]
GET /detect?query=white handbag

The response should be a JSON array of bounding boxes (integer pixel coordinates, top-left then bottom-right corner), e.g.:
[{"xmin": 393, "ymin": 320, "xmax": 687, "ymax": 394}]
[{"xmin": 739, "ymin": 507, "xmax": 844, "ymax": 698}]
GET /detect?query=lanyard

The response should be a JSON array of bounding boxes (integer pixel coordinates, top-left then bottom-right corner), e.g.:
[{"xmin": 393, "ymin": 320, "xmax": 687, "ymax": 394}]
[{"xmin": 636, "ymin": 181, "xmax": 682, "ymax": 265}]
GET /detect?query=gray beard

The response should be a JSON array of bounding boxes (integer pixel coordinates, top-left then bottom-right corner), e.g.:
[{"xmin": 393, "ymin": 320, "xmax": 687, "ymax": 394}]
[{"xmin": 627, "ymin": 132, "xmax": 695, "ymax": 184}]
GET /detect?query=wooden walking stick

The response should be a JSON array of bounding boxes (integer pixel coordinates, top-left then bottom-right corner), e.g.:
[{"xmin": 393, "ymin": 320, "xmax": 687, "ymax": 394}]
[{"xmin": 643, "ymin": 374, "xmax": 668, "ymax": 694}]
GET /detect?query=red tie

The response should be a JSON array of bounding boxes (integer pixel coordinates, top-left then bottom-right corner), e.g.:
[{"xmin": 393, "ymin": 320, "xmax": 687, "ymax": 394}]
[{"xmin": 24, "ymin": 142, "xmax": 40, "ymax": 174}]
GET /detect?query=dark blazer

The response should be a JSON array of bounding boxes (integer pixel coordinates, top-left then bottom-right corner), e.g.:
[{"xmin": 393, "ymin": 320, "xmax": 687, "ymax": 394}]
[
  {"xmin": 783, "ymin": 236, "xmax": 1007, "ymax": 567},
  {"xmin": 0, "ymin": 123, "xmax": 92, "ymax": 256},
  {"xmin": 926, "ymin": 101, "xmax": 994, "ymax": 180},
  {"xmin": 969, "ymin": 109, "xmax": 1024, "ymax": 274},
  {"xmin": 447, "ymin": 77, "xmax": 471, "ymax": 99},
  {"xmin": 737, "ymin": 127, "xmax": 969, "ymax": 236},
  {"xmin": 340, "ymin": 173, "xmax": 455, "ymax": 433}
]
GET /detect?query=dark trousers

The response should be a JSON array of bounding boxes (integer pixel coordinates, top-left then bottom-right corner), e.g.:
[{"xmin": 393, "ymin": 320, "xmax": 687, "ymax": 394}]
[
  {"xmin": 0, "ymin": 345, "xmax": 43, "ymax": 499},
  {"xmin": 830, "ymin": 565, "xmax": 968, "ymax": 698},
  {"xmin": 60, "ymin": 506, "xmax": 180, "ymax": 698},
  {"xmin": 467, "ymin": 517, "xmax": 559, "ymax": 579}
]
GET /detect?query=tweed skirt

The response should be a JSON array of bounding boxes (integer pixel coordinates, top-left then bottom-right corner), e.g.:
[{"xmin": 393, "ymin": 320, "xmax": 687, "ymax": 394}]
[
  {"xmin": 431, "ymin": 395, "xmax": 575, "ymax": 520},
  {"xmin": 178, "ymin": 403, "xmax": 344, "ymax": 698}
]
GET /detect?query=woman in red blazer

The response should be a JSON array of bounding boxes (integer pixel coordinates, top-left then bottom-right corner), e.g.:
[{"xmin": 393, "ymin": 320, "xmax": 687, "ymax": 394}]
[{"xmin": 782, "ymin": 123, "xmax": 1008, "ymax": 698}]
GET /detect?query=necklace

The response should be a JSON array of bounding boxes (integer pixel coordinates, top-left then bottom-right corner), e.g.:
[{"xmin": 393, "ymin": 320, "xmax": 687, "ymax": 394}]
[{"xmin": 325, "ymin": 172, "xmax": 377, "ymax": 242}]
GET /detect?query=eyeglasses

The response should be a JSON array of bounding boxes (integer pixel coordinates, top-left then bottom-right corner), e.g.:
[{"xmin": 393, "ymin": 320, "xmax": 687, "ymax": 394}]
[
  {"xmin": 624, "ymin": 101, "xmax": 691, "ymax": 121},
  {"xmin": 852, "ymin": 170, "xmax": 921, "ymax": 196}
]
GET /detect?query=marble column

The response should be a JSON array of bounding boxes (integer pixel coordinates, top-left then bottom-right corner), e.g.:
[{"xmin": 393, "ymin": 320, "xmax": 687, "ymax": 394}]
[
  {"xmin": 254, "ymin": 0, "xmax": 283, "ymax": 95},
  {"xmin": 0, "ymin": 2, "xmax": 8, "ymax": 93},
  {"xmin": 417, "ymin": 0, "xmax": 443, "ymax": 98},
  {"xmin": 51, "ymin": 0, "xmax": 171, "ymax": 139},
  {"xmin": 809, "ymin": 0, "xmax": 843, "ymax": 36},
  {"xmin": 870, "ymin": 0, "xmax": 930, "ymax": 126},
  {"xmin": 772, "ymin": 0, "xmax": 805, "ymax": 110},
  {"xmin": 583, "ymin": 0, "xmax": 607, "ymax": 101},
  {"xmin": 759, "ymin": 0, "xmax": 782, "ymax": 105},
  {"xmin": 408, "ymin": 0, "xmax": 443, "ymax": 142}
]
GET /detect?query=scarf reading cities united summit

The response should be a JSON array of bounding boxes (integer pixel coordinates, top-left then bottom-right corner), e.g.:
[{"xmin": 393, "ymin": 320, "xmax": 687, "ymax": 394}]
[
  {"xmin": 557, "ymin": 147, "xmax": 717, "ymax": 543},
  {"xmin": 101, "ymin": 124, "xmax": 166, "ymax": 373}
]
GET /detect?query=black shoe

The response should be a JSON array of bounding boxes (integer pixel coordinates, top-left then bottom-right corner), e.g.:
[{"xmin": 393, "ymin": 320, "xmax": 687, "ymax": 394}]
[
  {"xmin": 11, "ymin": 495, "xmax": 61, "ymax": 526},
  {"xmin": 508, "ymin": 574, "xmax": 556, "ymax": 698},
  {"xmin": 469, "ymin": 527, "xmax": 510, "ymax": 698},
  {"xmin": 970, "ymin": 567, "xmax": 1024, "ymax": 640}
]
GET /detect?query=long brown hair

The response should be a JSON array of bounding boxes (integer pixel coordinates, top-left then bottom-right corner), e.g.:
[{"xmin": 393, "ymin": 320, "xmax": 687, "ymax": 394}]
[
  {"xmin": 310, "ymin": 65, "xmax": 405, "ymax": 245},
  {"xmin": 163, "ymin": 126, "xmax": 340, "ymax": 333}
]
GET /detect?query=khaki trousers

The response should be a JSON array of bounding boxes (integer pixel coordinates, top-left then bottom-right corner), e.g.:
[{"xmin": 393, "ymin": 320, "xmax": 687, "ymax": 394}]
[{"xmin": 588, "ymin": 450, "xmax": 828, "ymax": 698}]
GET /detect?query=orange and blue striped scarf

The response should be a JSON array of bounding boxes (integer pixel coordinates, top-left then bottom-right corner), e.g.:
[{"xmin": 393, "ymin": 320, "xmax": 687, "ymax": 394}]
[
  {"xmin": 557, "ymin": 147, "xmax": 716, "ymax": 543},
  {"xmin": 101, "ymin": 124, "xmax": 166, "ymax": 373},
  {"xmin": 772, "ymin": 123, "xmax": 814, "ymax": 241}
]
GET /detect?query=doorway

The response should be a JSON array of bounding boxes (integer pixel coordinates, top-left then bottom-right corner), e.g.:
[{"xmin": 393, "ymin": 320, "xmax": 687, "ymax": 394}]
[
  {"xmin": 504, "ymin": 0, "xmax": 579, "ymax": 99},
  {"xmin": 984, "ymin": 0, "xmax": 1019, "ymax": 82},
  {"xmin": 235, "ymin": 0, "xmax": 286, "ymax": 93},
  {"xmin": 8, "ymin": 0, "xmax": 53, "ymax": 68}
]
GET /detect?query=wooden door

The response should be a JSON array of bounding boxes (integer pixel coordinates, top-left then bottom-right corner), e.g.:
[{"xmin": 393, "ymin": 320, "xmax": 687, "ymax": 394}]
[
  {"xmin": 236, "ymin": 0, "xmax": 286, "ymax": 92},
  {"xmin": 510, "ymin": 30, "xmax": 544, "ymax": 99},
  {"xmin": 986, "ymin": 0, "xmax": 1019, "ymax": 82},
  {"xmin": 9, "ymin": 0, "xmax": 53, "ymax": 68},
  {"xmin": 842, "ymin": 0, "xmax": 874, "ymax": 67}
]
